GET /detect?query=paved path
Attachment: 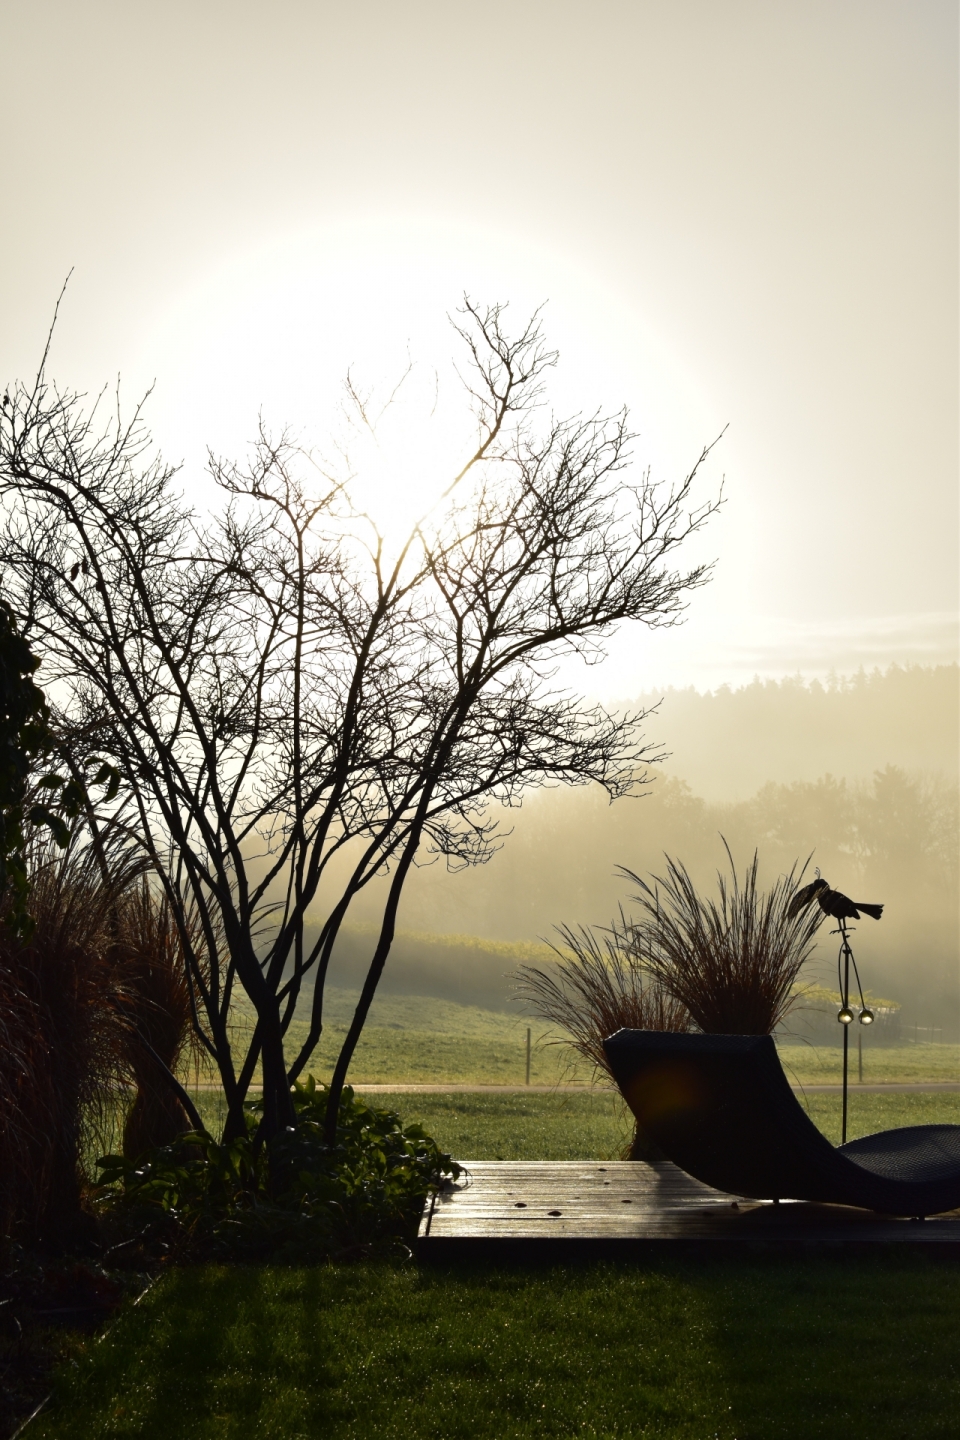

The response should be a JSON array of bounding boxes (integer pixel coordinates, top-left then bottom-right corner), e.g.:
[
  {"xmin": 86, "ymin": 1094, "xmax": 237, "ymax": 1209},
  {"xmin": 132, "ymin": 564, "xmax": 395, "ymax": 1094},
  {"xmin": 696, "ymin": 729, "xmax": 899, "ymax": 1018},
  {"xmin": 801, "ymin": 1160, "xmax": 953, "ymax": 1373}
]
[
  {"xmin": 354, "ymin": 1082, "xmax": 960, "ymax": 1094},
  {"xmin": 189, "ymin": 1081, "xmax": 960, "ymax": 1094}
]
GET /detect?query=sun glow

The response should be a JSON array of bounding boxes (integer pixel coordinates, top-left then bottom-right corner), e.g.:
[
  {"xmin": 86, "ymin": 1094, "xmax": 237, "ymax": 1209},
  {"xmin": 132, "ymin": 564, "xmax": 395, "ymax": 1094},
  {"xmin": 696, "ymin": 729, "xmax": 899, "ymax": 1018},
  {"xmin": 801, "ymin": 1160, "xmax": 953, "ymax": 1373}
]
[
  {"xmin": 328, "ymin": 353, "xmax": 480, "ymax": 556},
  {"xmin": 132, "ymin": 217, "xmax": 714, "ymax": 555}
]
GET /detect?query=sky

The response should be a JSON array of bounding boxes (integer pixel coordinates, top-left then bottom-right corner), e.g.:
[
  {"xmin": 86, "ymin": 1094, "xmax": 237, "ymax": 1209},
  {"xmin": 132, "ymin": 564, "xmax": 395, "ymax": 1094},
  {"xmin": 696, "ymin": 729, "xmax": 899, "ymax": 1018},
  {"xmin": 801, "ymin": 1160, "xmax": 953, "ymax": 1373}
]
[{"xmin": 1, "ymin": 0, "xmax": 957, "ymax": 696}]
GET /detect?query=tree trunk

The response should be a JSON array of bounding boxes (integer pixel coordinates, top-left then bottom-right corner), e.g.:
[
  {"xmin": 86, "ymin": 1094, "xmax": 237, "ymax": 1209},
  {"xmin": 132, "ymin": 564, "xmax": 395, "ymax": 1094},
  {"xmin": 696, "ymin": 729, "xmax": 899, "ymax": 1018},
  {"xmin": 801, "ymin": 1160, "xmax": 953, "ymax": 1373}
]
[{"xmin": 258, "ymin": 1008, "xmax": 297, "ymax": 1142}]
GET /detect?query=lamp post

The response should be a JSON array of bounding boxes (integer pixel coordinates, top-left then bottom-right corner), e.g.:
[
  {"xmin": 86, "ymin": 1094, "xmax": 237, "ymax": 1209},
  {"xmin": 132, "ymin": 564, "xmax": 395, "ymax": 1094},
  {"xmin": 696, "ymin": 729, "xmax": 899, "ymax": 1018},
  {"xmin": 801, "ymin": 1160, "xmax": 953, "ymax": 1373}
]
[{"xmin": 836, "ymin": 918, "xmax": 874, "ymax": 1144}]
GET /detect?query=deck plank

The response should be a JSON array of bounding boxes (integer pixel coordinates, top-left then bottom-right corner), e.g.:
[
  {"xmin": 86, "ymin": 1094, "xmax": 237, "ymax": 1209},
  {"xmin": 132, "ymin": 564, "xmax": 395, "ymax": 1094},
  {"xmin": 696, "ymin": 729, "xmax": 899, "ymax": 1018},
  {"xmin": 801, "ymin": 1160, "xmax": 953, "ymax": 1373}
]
[{"xmin": 418, "ymin": 1162, "xmax": 960, "ymax": 1257}]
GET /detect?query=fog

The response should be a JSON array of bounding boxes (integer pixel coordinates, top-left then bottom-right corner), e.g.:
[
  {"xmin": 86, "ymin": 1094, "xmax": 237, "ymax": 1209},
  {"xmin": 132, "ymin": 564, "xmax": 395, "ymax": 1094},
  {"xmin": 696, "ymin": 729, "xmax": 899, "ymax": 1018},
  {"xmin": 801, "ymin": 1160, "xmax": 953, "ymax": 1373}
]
[
  {"xmin": 326, "ymin": 665, "xmax": 958, "ymax": 1035},
  {"xmin": 6, "ymin": 4, "xmax": 951, "ymax": 1054}
]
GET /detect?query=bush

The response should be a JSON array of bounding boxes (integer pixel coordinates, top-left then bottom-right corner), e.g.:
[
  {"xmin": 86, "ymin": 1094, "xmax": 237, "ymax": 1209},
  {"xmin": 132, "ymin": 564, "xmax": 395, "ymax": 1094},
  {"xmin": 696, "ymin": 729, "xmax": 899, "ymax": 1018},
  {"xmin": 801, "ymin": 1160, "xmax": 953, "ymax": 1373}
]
[{"xmin": 94, "ymin": 1078, "xmax": 460, "ymax": 1261}]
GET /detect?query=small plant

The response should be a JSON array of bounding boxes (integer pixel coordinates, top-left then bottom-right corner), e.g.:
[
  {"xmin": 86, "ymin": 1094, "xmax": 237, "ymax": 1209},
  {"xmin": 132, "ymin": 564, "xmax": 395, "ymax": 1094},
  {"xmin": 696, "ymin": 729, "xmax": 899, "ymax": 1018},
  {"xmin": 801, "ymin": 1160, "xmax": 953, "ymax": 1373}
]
[
  {"xmin": 623, "ymin": 843, "xmax": 826, "ymax": 1034},
  {"xmin": 95, "ymin": 1078, "xmax": 460, "ymax": 1261},
  {"xmin": 516, "ymin": 911, "xmax": 689, "ymax": 1080}
]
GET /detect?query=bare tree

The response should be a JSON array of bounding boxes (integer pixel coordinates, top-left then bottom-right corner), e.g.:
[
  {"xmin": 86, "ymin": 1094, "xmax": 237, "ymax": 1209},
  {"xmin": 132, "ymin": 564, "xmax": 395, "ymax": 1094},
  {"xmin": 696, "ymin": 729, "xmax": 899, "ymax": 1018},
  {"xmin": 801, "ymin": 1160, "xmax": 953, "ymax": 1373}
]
[{"xmin": 0, "ymin": 300, "xmax": 721, "ymax": 1143}]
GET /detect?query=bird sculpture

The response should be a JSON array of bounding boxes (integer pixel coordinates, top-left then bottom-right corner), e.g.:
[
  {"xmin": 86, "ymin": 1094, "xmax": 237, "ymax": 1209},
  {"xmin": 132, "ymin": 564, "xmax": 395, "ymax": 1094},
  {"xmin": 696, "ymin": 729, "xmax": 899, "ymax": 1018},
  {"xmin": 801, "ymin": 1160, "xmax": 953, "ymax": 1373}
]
[{"xmin": 787, "ymin": 874, "xmax": 883, "ymax": 923}]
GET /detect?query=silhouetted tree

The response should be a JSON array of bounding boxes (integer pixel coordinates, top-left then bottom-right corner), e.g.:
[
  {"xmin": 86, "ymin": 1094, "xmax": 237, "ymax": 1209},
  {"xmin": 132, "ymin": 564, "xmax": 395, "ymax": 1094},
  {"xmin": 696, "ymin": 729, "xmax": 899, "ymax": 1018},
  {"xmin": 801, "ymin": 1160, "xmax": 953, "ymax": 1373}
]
[
  {"xmin": 0, "ymin": 600, "xmax": 55, "ymax": 934},
  {"xmin": 0, "ymin": 301, "xmax": 721, "ymax": 1142},
  {"xmin": 0, "ymin": 597, "xmax": 111, "ymax": 935}
]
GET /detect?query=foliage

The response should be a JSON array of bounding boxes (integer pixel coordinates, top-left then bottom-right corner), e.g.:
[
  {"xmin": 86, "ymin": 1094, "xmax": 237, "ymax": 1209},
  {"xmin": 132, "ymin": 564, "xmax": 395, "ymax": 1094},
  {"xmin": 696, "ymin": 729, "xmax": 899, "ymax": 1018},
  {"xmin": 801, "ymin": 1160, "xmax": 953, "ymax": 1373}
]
[
  {"xmin": 631, "ymin": 663, "xmax": 959, "ymax": 801},
  {"xmin": 0, "ymin": 601, "xmax": 76, "ymax": 937},
  {"xmin": 0, "ymin": 301, "xmax": 721, "ymax": 1146},
  {"xmin": 0, "ymin": 600, "xmax": 51, "ymax": 921},
  {"xmin": 622, "ymin": 844, "xmax": 826, "ymax": 1034},
  {"xmin": 516, "ymin": 912, "xmax": 689, "ymax": 1079},
  {"xmin": 0, "ymin": 599, "xmax": 121, "ymax": 941},
  {"xmin": 95, "ymin": 1078, "xmax": 460, "ymax": 1260}
]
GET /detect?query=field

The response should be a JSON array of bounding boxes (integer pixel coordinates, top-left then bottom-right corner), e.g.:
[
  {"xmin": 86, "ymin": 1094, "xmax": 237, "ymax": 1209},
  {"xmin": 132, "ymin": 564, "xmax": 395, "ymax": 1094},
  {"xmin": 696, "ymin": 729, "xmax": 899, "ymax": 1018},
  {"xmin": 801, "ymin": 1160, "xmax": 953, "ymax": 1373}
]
[
  {"xmin": 185, "ymin": 1087, "xmax": 960, "ymax": 1166},
  {"xmin": 371, "ymin": 1087, "xmax": 960, "ymax": 1155},
  {"xmin": 213, "ymin": 990, "xmax": 960, "ymax": 1088},
  {"xmin": 776, "ymin": 1040, "xmax": 960, "ymax": 1087}
]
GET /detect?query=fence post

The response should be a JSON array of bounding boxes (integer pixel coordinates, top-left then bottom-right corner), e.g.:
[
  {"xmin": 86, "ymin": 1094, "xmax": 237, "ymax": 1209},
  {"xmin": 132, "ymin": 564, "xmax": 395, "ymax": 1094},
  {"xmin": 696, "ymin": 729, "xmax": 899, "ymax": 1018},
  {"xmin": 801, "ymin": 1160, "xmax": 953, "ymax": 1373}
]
[{"xmin": 525, "ymin": 1027, "xmax": 531, "ymax": 1086}]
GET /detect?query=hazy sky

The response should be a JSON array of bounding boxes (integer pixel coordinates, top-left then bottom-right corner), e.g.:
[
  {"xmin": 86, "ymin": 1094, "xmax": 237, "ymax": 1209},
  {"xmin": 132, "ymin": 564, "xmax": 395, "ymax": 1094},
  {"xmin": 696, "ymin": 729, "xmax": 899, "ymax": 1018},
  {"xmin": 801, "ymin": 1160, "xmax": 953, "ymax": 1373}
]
[{"xmin": 2, "ymin": 0, "xmax": 956, "ymax": 695}]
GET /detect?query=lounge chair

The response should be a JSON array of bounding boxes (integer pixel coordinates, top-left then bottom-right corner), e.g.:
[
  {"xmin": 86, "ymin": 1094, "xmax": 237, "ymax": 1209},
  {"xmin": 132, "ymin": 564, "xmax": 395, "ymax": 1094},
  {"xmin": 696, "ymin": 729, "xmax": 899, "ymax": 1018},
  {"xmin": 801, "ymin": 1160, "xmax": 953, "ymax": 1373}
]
[{"xmin": 603, "ymin": 1030, "xmax": 960, "ymax": 1217}]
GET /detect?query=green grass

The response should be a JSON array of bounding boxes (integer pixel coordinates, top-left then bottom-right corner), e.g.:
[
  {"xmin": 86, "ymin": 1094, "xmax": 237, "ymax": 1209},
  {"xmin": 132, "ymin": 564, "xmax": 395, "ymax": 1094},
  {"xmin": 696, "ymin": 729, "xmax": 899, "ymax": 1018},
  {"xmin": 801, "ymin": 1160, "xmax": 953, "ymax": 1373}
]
[
  {"xmin": 777, "ymin": 1040, "xmax": 960, "ymax": 1087},
  {"xmin": 61, "ymin": 1089, "xmax": 960, "ymax": 1437},
  {"xmin": 372, "ymin": 1089, "xmax": 633, "ymax": 1160},
  {"xmin": 213, "ymin": 989, "xmax": 960, "ymax": 1086},
  {"xmin": 363, "ymin": 1088, "xmax": 960, "ymax": 1159},
  {"xmin": 35, "ymin": 1256, "xmax": 960, "ymax": 1439},
  {"xmin": 214, "ymin": 990, "xmax": 572, "ymax": 1087},
  {"xmin": 801, "ymin": 1088, "xmax": 960, "ymax": 1144},
  {"xmin": 181, "ymin": 1089, "xmax": 960, "ymax": 1164}
]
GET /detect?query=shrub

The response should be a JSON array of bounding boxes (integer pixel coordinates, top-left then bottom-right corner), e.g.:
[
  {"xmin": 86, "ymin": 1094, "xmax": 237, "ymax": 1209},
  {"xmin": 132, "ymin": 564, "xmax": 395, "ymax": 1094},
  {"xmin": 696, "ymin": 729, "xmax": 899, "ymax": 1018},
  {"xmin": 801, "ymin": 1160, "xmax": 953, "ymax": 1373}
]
[{"xmin": 94, "ymin": 1078, "xmax": 460, "ymax": 1261}]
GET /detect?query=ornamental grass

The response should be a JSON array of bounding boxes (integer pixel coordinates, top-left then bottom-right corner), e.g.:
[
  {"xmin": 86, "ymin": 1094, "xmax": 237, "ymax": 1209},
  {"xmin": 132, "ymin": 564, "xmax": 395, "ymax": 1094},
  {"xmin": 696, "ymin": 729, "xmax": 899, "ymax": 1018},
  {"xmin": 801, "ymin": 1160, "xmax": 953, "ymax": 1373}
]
[
  {"xmin": 0, "ymin": 828, "xmax": 200, "ymax": 1242},
  {"xmin": 515, "ymin": 909, "xmax": 689, "ymax": 1082},
  {"xmin": 622, "ymin": 842, "xmax": 826, "ymax": 1035}
]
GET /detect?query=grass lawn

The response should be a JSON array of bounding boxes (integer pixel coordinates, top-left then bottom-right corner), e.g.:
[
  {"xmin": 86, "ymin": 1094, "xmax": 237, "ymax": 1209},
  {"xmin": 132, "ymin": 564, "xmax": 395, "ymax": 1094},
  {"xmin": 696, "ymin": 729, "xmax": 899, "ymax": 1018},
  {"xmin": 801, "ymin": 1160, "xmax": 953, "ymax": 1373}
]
[
  {"xmin": 34, "ymin": 1255, "xmax": 960, "ymax": 1439},
  {"xmin": 219, "ymin": 991, "xmax": 574, "ymax": 1087},
  {"xmin": 777, "ymin": 1041, "xmax": 960, "ymax": 1087},
  {"xmin": 207, "ymin": 990, "xmax": 960, "ymax": 1088},
  {"xmin": 352, "ymin": 1088, "xmax": 960, "ymax": 1159},
  {"xmin": 185, "ymin": 1088, "xmax": 960, "ymax": 1163},
  {"xmin": 46, "ymin": 1089, "xmax": 960, "ymax": 1439}
]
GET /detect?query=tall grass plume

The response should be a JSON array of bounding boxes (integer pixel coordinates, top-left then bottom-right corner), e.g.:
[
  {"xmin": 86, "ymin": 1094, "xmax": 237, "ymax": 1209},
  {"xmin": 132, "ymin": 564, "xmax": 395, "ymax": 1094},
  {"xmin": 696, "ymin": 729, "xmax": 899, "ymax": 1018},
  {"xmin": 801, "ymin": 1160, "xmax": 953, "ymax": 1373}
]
[
  {"xmin": 516, "ymin": 911, "xmax": 690, "ymax": 1081},
  {"xmin": 623, "ymin": 842, "xmax": 825, "ymax": 1035}
]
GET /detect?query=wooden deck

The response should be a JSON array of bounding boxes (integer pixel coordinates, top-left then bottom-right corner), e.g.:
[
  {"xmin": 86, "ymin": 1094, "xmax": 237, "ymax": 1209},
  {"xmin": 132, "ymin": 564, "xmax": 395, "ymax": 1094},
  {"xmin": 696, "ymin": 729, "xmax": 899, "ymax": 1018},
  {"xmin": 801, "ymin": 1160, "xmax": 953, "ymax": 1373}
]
[{"xmin": 417, "ymin": 1162, "xmax": 960, "ymax": 1258}]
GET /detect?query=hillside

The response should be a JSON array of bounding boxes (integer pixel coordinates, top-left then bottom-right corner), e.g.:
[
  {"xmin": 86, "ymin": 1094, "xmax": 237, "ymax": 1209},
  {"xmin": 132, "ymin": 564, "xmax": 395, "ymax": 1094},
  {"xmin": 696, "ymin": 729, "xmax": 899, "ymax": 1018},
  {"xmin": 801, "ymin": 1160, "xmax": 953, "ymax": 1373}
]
[{"xmin": 317, "ymin": 666, "xmax": 958, "ymax": 1033}]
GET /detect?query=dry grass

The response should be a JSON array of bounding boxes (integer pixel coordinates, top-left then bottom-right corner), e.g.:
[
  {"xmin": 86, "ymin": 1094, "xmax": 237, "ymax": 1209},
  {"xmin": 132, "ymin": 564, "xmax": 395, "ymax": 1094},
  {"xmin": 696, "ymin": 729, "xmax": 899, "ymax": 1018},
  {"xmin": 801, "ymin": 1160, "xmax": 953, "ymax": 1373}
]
[
  {"xmin": 0, "ymin": 830, "xmax": 200, "ymax": 1240},
  {"xmin": 515, "ymin": 911, "xmax": 689, "ymax": 1080}
]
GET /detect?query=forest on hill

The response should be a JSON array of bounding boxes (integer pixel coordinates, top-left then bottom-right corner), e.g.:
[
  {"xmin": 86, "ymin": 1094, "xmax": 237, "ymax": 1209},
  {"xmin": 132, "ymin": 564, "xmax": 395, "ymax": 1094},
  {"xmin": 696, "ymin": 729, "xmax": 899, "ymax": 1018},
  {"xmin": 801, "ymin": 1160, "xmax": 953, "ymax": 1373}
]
[{"xmin": 629, "ymin": 663, "xmax": 958, "ymax": 800}]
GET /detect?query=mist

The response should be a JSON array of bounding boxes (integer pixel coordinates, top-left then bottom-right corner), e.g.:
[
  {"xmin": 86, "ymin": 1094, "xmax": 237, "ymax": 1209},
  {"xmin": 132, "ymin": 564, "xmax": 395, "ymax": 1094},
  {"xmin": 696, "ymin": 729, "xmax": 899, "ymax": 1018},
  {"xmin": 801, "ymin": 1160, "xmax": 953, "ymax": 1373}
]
[{"xmin": 323, "ymin": 664, "xmax": 958, "ymax": 1036}]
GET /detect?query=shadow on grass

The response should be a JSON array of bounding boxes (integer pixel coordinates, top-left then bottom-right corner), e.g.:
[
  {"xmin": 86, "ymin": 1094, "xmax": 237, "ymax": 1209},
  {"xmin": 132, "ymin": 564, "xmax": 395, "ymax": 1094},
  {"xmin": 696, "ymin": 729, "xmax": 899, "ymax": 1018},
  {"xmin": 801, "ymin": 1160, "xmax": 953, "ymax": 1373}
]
[
  {"xmin": 701, "ymin": 1249, "xmax": 960, "ymax": 1440},
  {"xmin": 34, "ymin": 1261, "xmax": 722, "ymax": 1439},
  {"xmin": 31, "ymin": 1252, "xmax": 960, "ymax": 1439}
]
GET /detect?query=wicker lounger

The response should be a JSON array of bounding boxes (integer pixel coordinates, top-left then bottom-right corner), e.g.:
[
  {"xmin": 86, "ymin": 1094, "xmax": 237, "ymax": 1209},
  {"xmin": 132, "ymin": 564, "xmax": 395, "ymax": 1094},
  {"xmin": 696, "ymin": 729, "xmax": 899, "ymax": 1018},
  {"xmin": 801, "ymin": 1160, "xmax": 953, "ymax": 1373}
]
[{"xmin": 603, "ymin": 1029, "xmax": 960, "ymax": 1217}]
